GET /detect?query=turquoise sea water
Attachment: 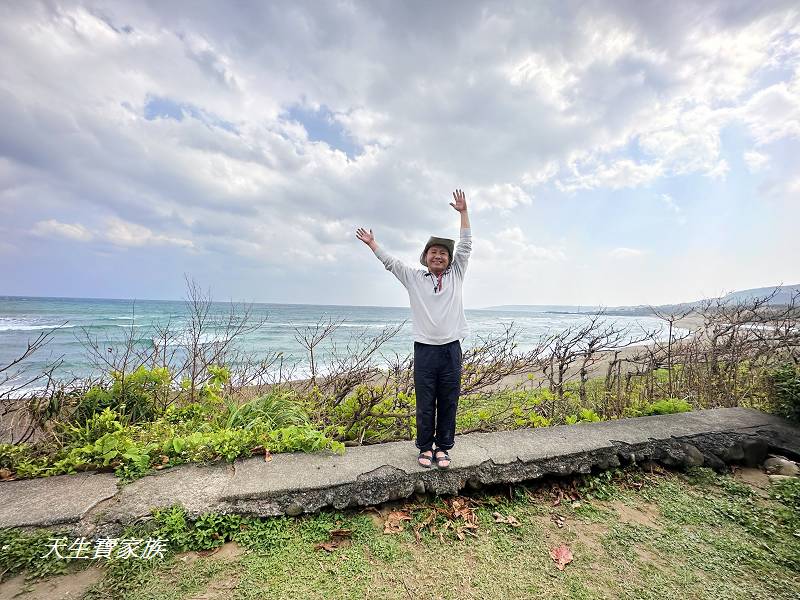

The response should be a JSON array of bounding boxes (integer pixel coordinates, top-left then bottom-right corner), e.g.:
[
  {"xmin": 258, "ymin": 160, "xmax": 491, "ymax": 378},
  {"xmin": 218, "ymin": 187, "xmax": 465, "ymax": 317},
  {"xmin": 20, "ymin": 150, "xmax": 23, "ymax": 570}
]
[{"xmin": 0, "ymin": 296, "xmax": 677, "ymax": 392}]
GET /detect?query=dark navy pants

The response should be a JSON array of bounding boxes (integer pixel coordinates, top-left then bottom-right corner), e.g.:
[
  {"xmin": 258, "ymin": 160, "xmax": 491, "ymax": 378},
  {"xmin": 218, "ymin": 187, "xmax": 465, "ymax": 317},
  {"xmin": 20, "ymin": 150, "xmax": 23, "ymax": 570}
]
[{"xmin": 414, "ymin": 340, "xmax": 462, "ymax": 452}]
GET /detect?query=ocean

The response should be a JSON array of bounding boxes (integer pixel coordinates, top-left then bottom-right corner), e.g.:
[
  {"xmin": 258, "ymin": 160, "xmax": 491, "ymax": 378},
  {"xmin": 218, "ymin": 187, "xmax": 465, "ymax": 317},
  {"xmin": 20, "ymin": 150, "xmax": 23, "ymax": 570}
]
[{"xmin": 0, "ymin": 296, "xmax": 677, "ymax": 392}]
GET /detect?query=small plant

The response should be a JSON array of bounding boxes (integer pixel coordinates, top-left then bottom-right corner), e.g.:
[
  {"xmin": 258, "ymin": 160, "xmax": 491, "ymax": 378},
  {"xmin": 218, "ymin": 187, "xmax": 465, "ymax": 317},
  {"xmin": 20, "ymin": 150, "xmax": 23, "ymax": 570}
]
[
  {"xmin": 219, "ymin": 389, "xmax": 308, "ymax": 431},
  {"xmin": 267, "ymin": 425, "xmax": 344, "ymax": 454},
  {"xmin": 642, "ymin": 398, "xmax": 692, "ymax": 416},
  {"xmin": 152, "ymin": 505, "xmax": 252, "ymax": 552},
  {"xmin": 0, "ymin": 527, "xmax": 72, "ymax": 582},
  {"xmin": 580, "ymin": 468, "xmax": 621, "ymax": 500},
  {"xmin": 565, "ymin": 409, "xmax": 602, "ymax": 425},
  {"xmin": 625, "ymin": 398, "xmax": 693, "ymax": 418}
]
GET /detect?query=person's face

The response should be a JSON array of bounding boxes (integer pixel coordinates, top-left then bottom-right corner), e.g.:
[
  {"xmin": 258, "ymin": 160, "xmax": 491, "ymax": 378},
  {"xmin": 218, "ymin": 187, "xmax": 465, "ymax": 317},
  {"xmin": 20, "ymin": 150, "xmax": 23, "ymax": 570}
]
[{"xmin": 426, "ymin": 245, "xmax": 450, "ymax": 273}]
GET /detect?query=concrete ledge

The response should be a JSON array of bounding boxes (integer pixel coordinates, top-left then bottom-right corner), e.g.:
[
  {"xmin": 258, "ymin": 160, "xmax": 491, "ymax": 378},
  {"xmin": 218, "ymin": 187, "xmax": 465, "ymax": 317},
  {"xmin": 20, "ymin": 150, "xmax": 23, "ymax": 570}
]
[{"xmin": 1, "ymin": 408, "xmax": 798, "ymax": 537}]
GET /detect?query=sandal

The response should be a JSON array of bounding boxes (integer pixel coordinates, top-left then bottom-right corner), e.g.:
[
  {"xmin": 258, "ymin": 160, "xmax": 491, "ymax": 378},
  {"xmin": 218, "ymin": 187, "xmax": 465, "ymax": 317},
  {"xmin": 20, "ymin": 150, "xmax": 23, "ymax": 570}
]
[
  {"xmin": 417, "ymin": 450, "xmax": 433, "ymax": 468},
  {"xmin": 433, "ymin": 448, "xmax": 451, "ymax": 469}
]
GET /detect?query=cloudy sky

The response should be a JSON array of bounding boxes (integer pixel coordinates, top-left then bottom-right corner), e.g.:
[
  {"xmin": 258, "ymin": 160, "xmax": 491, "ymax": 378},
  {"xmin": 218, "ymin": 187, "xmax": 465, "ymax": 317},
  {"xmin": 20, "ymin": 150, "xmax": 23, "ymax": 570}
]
[{"xmin": 1, "ymin": 1, "xmax": 798, "ymax": 309}]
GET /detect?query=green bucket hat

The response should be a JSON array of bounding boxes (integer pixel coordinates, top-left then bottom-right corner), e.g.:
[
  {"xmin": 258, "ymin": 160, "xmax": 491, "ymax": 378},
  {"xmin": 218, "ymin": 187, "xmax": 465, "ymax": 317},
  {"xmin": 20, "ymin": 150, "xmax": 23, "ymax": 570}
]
[{"xmin": 419, "ymin": 236, "xmax": 455, "ymax": 267}]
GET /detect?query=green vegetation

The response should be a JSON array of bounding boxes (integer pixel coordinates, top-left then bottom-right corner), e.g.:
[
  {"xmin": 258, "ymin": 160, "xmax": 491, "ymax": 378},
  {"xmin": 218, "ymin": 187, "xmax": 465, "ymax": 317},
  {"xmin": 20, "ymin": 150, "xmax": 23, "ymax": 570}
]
[
  {"xmin": 2, "ymin": 466, "xmax": 798, "ymax": 599},
  {"xmin": 0, "ymin": 366, "xmax": 343, "ymax": 483},
  {"xmin": 3, "ymin": 359, "xmax": 795, "ymax": 484},
  {"xmin": 767, "ymin": 363, "xmax": 800, "ymax": 423},
  {"xmin": 631, "ymin": 398, "xmax": 693, "ymax": 417}
]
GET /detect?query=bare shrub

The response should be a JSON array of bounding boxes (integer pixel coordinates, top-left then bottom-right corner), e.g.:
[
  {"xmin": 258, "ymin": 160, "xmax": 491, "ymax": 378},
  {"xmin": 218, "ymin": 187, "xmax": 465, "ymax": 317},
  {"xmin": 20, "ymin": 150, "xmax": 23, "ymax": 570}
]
[
  {"xmin": 604, "ymin": 288, "xmax": 800, "ymax": 412},
  {"xmin": 0, "ymin": 325, "xmax": 77, "ymax": 444}
]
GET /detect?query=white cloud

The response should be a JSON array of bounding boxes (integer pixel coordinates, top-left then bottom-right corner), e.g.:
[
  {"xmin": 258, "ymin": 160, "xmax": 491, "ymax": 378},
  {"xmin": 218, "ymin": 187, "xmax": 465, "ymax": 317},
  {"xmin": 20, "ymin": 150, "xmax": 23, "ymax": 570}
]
[
  {"xmin": 558, "ymin": 159, "xmax": 663, "ymax": 192},
  {"xmin": 505, "ymin": 53, "xmax": 578, "ymax": 111},
  {"xmin": 609, "ymin": 247, "xmax": 644, "ymax": 259},
  {"xmin": 31, "ymin": 217, "xmax": 193, "ymax": 249},
  {"xmin": 743, "ymin": 150, "xmax": 769, "ymax": 172},
  {"xmin": 104, "ymin": 218, "xmax": 194, "ymax": 249},
  {"xmin": 32, "ymin": 219, "xmax": 93, "ymax": 242},
  {"xmin": 472, "ymin": 183, "xmax": 533, "ymax": 212},
  {"xmin": 705, "ymin": 158, "xmax": 730, "ymax": 181},
  {"xmin": 741, "ymin": 80, "xmax": 800, "ymax": 145},
  {"xmin": 521, "ymin": 161, "xmax": 559, "ymax": 187},
  {"xmin": 494, "ymin": 227, "xmax": 566, "ymax": 261}
]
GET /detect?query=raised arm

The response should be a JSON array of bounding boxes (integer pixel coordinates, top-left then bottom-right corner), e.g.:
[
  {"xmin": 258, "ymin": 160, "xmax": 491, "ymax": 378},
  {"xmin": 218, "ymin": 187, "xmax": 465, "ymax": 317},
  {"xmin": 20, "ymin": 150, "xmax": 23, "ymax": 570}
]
[
  {"xmin": 450, "ymin": 188, "xmax": 470, "ymax": 229},
  {"xmin": 450, "ymin": 189, "xmax": 472, "ymax": 275},
  {"xmin": 356, "ymin": 227, "xmax": 414, "ymax": 287}
]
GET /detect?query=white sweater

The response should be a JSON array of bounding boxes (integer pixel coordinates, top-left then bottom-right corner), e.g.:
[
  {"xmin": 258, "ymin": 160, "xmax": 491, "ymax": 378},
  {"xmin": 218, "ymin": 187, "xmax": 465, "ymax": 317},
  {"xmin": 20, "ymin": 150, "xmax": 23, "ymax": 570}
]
[{"xmin": 373, "ymin": 228, "xmax": 472, "ymax": 345}]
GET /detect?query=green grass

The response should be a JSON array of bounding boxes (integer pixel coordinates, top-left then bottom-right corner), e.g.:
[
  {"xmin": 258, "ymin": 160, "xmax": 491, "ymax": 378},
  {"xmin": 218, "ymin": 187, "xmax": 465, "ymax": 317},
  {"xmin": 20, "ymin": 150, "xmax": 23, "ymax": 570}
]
[{"xmin": 3, "ymin": 467, "xmax": 799, "ymax": 600}]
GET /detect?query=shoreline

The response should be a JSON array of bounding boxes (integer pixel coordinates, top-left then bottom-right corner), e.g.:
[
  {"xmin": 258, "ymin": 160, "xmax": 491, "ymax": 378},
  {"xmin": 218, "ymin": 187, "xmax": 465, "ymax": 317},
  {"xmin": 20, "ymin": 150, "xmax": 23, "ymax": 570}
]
[{"xmin": 235, "ymin": 313, "xmax": 709, "ymax": 398}]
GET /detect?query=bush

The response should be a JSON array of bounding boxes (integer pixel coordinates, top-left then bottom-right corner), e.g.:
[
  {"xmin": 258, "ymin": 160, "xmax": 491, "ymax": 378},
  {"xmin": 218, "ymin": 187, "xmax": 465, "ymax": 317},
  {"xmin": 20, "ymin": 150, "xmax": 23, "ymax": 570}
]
[
  {"xmin": 59, "ymin": 407, "xmax": 127, "ymax": 446},
  {"xmin": 73, "ymin": 366, "xmax": 170, "ymax": 425},
  {"xmin": 162, "ymin": 402, "xmax": 210, "ymax": 426},
  {"xmin": 0, "ymin": 443, "xmax": 49, "ymax": 479},
  {"xmin": 767, "ymin": 363, "xmax": 800, "ymax": 423},
  {"xmin": 322, "ymin": 385, "xmax": 411, "ymax": 443},
  {"xmin": 0, "ymin": 443, "xmax": 32, "ymax": 470}
]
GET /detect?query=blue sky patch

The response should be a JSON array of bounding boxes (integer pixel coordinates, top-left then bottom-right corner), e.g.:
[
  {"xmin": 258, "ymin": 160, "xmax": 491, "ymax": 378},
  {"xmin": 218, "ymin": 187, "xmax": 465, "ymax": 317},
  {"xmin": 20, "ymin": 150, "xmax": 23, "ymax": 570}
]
[
  {"xmin": 285, "ymin": 104, "xmax": 361, "ymax": 159},
  {"xmin": 143, "ymin": 95, "xmax": 237, "ymax": 133}
]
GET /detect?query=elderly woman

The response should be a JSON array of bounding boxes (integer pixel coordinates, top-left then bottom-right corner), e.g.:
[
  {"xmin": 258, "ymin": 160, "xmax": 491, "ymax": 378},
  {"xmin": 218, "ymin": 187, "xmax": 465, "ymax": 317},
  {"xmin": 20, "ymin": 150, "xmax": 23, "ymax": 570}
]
[{"xmin": 356, "ymin": 189, "xmax": 472, "ymax": 469}]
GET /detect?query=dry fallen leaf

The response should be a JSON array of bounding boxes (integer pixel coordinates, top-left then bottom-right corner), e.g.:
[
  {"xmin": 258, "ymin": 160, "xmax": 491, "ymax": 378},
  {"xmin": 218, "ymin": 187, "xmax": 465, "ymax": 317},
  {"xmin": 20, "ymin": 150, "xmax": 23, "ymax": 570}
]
[
  {"xmin": 455, "ymin": 522, "xmax": 479, "ymax": 540},
  {"xmin": 328, "ymin": 528, "xmax": 352, "ymax": 537},
  {"xmin": 551, "ymin": 514, "xmax": 566, "ymax": 529},
  {"xmin": 314, "ymin": 528, "xmax": 353, "ymax": 552},
  {"xmin": 0, "ymin": 468, "xmax": 14, "ymax": 481},
  {"xmin": 448, "ymin": 497, "xmax": 479, "ymax": 525},
  {"xmin": 314, "ymin": 541, "xmax": 338, "ymax": 552},
  {"xmin": 264, "ymin": 449, "xmax": 272, "ymax": 462},
  {"xmin": 493, "ymin": 512, "xmax": 522, "ymax": 527},
  {"xmin": 384, "ymin": 510, "xmax": 412, "ymax": 534},
  {"xmin": 550, "ymin": 544, "xmax": 574, "ymax": 571}
]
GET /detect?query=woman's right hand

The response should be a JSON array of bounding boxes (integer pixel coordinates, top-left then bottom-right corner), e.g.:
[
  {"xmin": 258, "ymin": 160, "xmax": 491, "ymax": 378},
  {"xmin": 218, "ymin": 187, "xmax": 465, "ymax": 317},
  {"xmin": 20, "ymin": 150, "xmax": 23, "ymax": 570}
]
[{"xmin": 356, "ymin": 227, "xmax": 376, "ymax": 247}]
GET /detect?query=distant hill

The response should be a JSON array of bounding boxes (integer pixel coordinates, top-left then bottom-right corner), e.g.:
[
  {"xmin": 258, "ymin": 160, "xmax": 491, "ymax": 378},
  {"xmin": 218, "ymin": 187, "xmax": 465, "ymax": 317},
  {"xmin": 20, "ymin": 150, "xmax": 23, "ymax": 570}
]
[
  {"xmin": 482, "ymin": 284, "xmax": 800, "ymax": 316},
  {"xmin": 719, "ymin": 285, "xmax": 799, "ymax": 305}
]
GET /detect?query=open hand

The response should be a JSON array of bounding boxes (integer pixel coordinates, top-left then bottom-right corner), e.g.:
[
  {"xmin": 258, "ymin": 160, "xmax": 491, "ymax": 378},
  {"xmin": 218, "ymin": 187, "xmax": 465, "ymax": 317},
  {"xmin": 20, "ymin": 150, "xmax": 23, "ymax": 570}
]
[
  {"xmin": 356, "ymin": 227, "xmax": 375, "ymax": 246},
  {"xmin": 450, "ymin": 189, "xmax": 467, "ymax": 212}
]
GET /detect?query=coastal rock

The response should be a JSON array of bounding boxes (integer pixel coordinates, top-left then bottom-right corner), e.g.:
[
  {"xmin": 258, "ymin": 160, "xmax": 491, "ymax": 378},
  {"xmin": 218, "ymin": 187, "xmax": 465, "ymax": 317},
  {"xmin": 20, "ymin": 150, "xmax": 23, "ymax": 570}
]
[
  {"xmin": 284, "ymin": 502, "xmax": 303, "ymax": 516},
  {"xmin": 763, "ymin": 455, "xmax": 800, "ymax": 476},
  {"xmin": 741, "ymin": 439, "xmax": 769, "ymax": 467}
]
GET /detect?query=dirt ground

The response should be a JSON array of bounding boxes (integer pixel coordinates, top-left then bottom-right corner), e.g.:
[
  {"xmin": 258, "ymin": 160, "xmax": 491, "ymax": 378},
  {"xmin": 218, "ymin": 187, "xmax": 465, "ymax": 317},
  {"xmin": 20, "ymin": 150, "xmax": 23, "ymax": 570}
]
[{"xmin": 0, "ymin": 566, "xmax": 103, "ymax": 600}]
